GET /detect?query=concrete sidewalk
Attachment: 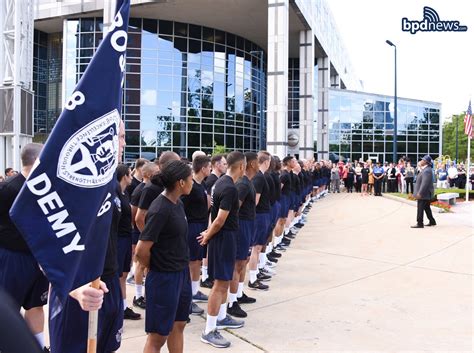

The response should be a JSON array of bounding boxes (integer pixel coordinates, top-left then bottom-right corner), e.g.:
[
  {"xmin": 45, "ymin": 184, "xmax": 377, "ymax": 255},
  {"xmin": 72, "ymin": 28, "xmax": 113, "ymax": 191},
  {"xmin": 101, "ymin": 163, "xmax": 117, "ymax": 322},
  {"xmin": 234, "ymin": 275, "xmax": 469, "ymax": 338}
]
[{"xmin": 119, "ymin": 193, "xmax": 473, "ymax": 352}]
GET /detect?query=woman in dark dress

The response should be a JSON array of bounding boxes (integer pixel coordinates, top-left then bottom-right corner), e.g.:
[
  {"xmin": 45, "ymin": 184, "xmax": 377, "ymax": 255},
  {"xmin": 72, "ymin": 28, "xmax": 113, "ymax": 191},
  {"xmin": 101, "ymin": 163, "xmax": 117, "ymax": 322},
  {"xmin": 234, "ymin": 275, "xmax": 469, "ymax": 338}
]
[
  {"xmin": 345, "ymin": 163, "xmax": 355, "ymax": 193},
  {"xmin": 361, "ymin": 163, "xmax": 370, "ymax": 196}
]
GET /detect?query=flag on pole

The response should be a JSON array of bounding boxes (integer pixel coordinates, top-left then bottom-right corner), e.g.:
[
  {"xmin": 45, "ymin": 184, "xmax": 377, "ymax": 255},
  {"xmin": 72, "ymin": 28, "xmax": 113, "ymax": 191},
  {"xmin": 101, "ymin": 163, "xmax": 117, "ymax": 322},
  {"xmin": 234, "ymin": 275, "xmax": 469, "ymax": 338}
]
[
  {"xmin": 465, "ymin": 100, "xmax": 472, "ymax": 139},
  {"xmin": 9, "ymin": 0, "xmax": 130, "ymax": 306}
]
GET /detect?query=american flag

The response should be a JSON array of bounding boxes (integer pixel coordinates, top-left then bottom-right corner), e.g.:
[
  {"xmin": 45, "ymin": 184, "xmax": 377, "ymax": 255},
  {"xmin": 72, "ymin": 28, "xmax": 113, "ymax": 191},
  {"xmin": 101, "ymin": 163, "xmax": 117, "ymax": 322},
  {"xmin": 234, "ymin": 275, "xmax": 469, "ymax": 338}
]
[{"xmin": 465, "ymin": 100, "xmax": 472, "ymax": 139}]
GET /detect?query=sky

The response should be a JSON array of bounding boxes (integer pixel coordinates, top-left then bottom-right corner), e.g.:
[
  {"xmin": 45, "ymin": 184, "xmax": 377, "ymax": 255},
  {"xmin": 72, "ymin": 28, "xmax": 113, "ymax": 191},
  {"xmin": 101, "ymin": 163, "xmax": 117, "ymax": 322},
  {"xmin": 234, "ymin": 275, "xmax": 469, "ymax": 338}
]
[{"xmin": 327, "ymin": 0, "xmax": 474, "ymax": 121}]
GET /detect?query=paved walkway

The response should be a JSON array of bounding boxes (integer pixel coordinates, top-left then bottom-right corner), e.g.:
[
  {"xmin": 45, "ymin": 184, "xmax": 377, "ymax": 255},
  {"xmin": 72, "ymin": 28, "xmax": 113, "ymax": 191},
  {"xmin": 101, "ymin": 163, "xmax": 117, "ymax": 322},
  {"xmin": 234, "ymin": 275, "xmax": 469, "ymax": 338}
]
[{"xmin": 119, "ymin": 193, "xmax": 473, "ymax": 352}]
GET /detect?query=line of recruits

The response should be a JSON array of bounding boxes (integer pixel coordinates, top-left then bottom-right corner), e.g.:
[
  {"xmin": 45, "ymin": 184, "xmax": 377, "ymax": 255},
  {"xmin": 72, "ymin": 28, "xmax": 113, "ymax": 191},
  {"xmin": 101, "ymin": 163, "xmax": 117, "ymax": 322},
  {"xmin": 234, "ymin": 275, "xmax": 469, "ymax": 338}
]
[
  {"xmin": 0, "ymin": 144, "xmax": 327, "ymax": 353},
  {"xmin": 131, "ymin": 150, "xmax": 323, "ymax": 352}
]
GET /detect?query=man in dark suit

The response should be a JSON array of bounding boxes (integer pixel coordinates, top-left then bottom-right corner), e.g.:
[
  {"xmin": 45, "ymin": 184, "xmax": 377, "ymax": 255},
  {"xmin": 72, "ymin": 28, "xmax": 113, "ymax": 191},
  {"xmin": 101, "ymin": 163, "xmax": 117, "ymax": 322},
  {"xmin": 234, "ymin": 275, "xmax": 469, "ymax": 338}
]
[{"xmin": 411, "ymin": 155, "xmax": 436, "ymax": 228}]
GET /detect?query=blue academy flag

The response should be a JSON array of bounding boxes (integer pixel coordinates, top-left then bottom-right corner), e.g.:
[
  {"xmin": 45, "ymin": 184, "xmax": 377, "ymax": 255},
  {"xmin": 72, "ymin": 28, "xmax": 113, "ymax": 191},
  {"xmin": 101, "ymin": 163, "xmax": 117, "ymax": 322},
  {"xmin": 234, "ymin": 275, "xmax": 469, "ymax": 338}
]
[{"xmin": 9, "ymin": 0, "xmax": 130, "ymax": 308}]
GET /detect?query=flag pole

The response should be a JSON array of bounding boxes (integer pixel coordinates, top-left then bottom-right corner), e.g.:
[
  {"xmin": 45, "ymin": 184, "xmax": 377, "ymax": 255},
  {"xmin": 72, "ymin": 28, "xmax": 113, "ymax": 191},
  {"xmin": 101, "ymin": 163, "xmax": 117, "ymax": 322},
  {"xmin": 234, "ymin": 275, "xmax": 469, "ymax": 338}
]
[
  {"xmin": 87, "ymin": 278, "xmax": 101, "ymax": 353},
  {"xmin": 466, "ymin": 137, "xmax": 471, "ymax": 203}
]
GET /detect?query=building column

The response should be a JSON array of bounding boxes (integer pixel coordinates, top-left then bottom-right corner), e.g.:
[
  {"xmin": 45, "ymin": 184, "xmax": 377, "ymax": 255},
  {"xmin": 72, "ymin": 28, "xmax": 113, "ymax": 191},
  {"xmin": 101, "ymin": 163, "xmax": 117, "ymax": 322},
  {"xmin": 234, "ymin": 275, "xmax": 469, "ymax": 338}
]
[
  {"xmin": 316, "ymin": 56, "xmax": 329, "ymax": 161},
  {"xmin": 330, "ymin": 74, "xmax": 340, "ymax": 88},
  {"xmin": 298, "ymin": 30, "xmax": 314, "ymax": 160},
  {"xmin": 266, "ymin": 0, "xmax": 289, "ymax": 157}
]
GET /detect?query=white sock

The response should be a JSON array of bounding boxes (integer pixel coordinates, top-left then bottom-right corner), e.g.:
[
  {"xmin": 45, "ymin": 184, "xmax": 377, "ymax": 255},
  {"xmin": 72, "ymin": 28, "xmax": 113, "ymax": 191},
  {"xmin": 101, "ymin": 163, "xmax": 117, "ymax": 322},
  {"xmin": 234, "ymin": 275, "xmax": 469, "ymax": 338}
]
[
  {"xmin": 123, "ymin": 299, "xmax": 128, "ymax": 310},
  {"xmin": 191, "ymin": 281, "xmax": 199, "ymax": 296},
  {"xmin": 249, "ymin": 270, "xmax": 258, "ymax": 283},
  {"xmin": 258, "ymin": 253, "xmax": 266, "ymax": 269},
  {"xmin": 228, "ymin": 292, "xmax": 238, "ymax": 307},
  {"xmin": 205, "ymin": 314, "xmax": 218, "ymax": 334},
  {"xmin": 129, "ymin": 264, "xmax": 135, "ymax": 277},
  {"xmin": 265, "ymin": 244, "xmax": 272, "ymax": 254},
  {"xmin": 135, "ymin": 284, "xmax": 143, "ymax": 298},
  {"xmin": 217, "ymin": 303, "xmax": 227, "ymax": 320},
  {"xmin": 274, "ymin": 235, "xmax": 283, "ymax": 246},
  {"xmin": 201, "ymin": 266, "xmax": 208, "ymax": 281},
  {"xmin": 284, "ymin": 227, "xmax": 289, "ymax": 235},
  {"xmin": 237, "ymin": 282, "xmax": 244, "ymax": 298},
  {"xmin": 34, "ymin": 332, "xmax": 45, "ymax": 348}
]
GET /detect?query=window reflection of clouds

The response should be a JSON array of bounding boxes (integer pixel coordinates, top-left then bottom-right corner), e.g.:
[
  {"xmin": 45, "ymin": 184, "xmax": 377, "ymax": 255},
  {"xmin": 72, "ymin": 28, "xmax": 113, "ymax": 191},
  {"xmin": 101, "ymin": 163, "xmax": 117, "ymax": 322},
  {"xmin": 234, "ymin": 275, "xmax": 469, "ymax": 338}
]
[
  {"xmin": 329, "ymin": 89, "xmax": 440, "ymax": 162},
  {"xmin": 65, "ymin": 18, "xmax": 265, "ymax": 160}
]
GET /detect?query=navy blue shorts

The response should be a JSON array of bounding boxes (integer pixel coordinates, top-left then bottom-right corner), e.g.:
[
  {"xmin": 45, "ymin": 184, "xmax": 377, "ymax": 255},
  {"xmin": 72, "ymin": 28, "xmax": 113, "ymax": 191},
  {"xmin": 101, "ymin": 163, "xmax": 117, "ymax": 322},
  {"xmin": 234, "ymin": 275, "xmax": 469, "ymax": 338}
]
[
  {"xmin": 145, "ymin": 268, "xmax": 191, "ymax": 336},
  {"xmin": 236, "ymin": 219, "xmax": 254, "ymax": 260},
  {"xmin": 117, "ymin": 236, "xmax": 132, "ymax": 274},
  {"xmin": 131, "ymin": 228, "xmax": 140, "ymax": 245},
  {"xmin": 279, "ymin": 195, "xmax": 290, "ymax": 218},
  {"xmin": 49, "ymin": 275, "xmax": 124, "ymax": 353},
  {"xmin": 254, "ymin": 212, "xmax": 271, "ymax": 246},
  {"xmin": 270, "ymin": 202, "xmax": 281, "ymax": 227},
  {"xmin": 208, "ymin": 230, "xmax": 237, "ymax": 281},
  {"xmin": 187, "ymin": 222, "xmax": 208, "ymax": 261},
  {"xmin": 0, "ymin": 247, "xmax": 49, "ymax": 310}
]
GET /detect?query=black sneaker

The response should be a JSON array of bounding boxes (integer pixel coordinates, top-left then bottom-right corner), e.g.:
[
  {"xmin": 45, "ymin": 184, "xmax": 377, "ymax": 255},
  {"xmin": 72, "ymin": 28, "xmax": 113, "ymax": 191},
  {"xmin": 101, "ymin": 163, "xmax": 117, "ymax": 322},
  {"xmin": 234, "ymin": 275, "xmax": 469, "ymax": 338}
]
[
  {"xmin": 267, "ymin": 255, "xmax": 278, "ymax": 263},
  {"xmin": 133, "ymin": 296, "xmax": 146, "ymax": 309},
  {"xmin": 275, "ymin": 244, "xmax": 287, "ymax": 251},
  {"xmin": 248, "ymin": 280, "xmax": 269, "ymax": 291},
  {"xmin": 237, "ymin": 292, "xmax": 256, "ymax": 304},
  {"xmin": 282, "ymin": 237, "xmax": 292, "ymax": 244},
  {"xmin": 200, "ymin": 278, "xmax": 214, "ymax": 289},
  {"xmin": 256, "ymin": 272, "xmax": 271, "ymax": 282},
  {"xmin": 269, "ymin": 250, "xmax": 282, "ymax": 258},
  {"xmin": 285, "ymin": 232, "xmax": 296, "ymax": 239},
  {"xmin": 295, "ymin": 223, "xmax": 304, "ymax": 228},
  {"xmin": 43, "ymin": 348, "xmax": 50, "ymax": 353},
  {"xmin": 124, "ymin": 307, "xmax": 141, "ymax": 320},
  {"xmin": 227, "ymin": 302, "xmax": 247, "ymax": 318}
]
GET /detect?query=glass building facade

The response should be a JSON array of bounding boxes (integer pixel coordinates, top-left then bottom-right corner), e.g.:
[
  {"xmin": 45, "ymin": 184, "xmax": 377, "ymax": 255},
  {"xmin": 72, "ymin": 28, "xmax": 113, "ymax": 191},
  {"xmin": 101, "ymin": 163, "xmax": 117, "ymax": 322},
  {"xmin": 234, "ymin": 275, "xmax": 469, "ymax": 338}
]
[
  {"xmin": 60, "ymin": 17, "xmax": 266, "ymax": 162},
  {"xmin": 328, "ymin": 89, "xmax": 441, "ymax": 163},
  {"xmin": 33, "ymin": 30, "xmax": 62, "ymax": 135}
]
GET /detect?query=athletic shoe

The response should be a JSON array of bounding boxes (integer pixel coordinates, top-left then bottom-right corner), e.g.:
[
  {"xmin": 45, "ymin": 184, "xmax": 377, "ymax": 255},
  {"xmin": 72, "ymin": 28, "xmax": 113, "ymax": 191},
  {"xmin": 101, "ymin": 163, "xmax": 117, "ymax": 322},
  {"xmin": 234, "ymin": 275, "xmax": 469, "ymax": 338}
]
[
  {"xmin": 295, "ymin": 223, "xmax": 304, "ymax": 228},
  {"xmin": 285, "ymin": 232, "xmax": 296, "ymax": 239},
  {"xmin": 237, "ymin": 292, "xmax": 256, "ymax": 304},
  {"xmin": 267, "ymin": 255, "xmax": 278, "ymax": 264},
  {"xmin": 133, "ymin": 296, "xmax": 146, "ymax": 309},
  {"xmin": 282, "ymin": 237, "xmax": 292, "ymax": 244},
  {"xmin": 261, "ymin": 266, "xmax": 276, "ymax": 276},
  {"xmin": 43, "ymin": 348, "xmax": 50, "ymax": 353},
  {"xmin": 191, "ymin": 302, "xmax": 204, "ymax": 315},
  {"xmin": 227, "ymin": 302, "xmax": 247, "ymax": 318},
  {"xmin": 265, "ymin": 260, "xmax": 277, "ymax": 268},
  {"xmin": 248, "ymin": 280, "xmax": 269, "ymax": 290},
  {"xmin": 192, "ymin": 290, "xmax": 209, "ymax": 302},
  {"xmin": 269, "ymin": 250, "xmax": 282, "ymax": 258},
  {"xmin": 216, "ymin": 314, "xmax": 245, "ymax": 329},
  {"xmin": 126, "ymin": 276, "xmax": 135, "ymax": 285},
  {"xmin": 124, "ymin": 307, "xmax": 141, "ymax": 320},
  {"xmin": 200, "ymin": 278, "xmax": 214, "ymax": 289},
  {"xmin": 201, "ymin": 330, "xmax": 231, "ymax": 348},
  {"xmin": 275, "ymin": 244, "xmax": 287, "ymax": 251},
  {"xmin": 257, "ymin": 272, "xmax": 272, "ymax": 282}
]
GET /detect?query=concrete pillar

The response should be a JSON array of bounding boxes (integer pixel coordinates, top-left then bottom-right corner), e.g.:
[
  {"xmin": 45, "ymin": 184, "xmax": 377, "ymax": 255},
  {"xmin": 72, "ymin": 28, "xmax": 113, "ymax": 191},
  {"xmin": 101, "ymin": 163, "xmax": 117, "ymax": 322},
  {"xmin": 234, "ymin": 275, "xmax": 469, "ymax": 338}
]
[
  {"xmin": 298, "ymin": 30, "xmax": 314, "ymax": 160},
  {"xmin": 103, "ymin": 0, "xmax": 118, "ymax": 34},
  {"xmin": 317, "ymin": 56, "xmax": 329, "ymax": 161},
  {"xmin": 266, "ymin": 0, "xmax": 289, "ymax": 157},
  {"xmin": 330, "ymin": 74, "xmax": 340, "ymax": 88}
]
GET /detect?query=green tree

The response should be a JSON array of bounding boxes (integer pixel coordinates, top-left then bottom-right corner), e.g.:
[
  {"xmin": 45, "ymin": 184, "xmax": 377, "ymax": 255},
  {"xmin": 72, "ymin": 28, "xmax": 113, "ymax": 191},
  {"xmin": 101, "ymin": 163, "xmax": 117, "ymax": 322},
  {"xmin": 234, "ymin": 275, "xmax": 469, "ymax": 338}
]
[
  {"xmin": 212, "ymin": 143, "xmax": 227, "ymax": 156},
  {"xmin": 442, "ymin": 113, "xmax": 474, "ymax": 162}
]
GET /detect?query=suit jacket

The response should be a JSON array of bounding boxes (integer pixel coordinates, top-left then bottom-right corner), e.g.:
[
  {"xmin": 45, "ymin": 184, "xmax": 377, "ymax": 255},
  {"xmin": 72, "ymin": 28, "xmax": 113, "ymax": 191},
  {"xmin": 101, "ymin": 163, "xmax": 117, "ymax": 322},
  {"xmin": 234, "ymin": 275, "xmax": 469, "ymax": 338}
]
[{"xmin": 414, "ymin": 166, "xmax": 434, "ymax": 200}]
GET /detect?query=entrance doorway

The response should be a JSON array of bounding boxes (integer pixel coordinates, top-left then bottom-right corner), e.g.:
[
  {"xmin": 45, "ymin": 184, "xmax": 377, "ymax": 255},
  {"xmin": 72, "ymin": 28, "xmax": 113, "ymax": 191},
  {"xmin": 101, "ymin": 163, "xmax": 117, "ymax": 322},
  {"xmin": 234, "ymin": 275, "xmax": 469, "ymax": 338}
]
[{"xmin": 366, "ymin": 154, "xmax": 381, "ymax": 164}]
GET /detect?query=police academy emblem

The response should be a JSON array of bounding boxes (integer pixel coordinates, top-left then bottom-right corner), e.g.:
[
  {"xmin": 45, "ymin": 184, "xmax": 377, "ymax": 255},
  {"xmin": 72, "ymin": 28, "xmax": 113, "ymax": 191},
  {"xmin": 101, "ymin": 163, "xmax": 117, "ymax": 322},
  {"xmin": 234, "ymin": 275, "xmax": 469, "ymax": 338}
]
[{"xmin": 57, "ymin": 110, "xmax": 121, "ymax": 188}]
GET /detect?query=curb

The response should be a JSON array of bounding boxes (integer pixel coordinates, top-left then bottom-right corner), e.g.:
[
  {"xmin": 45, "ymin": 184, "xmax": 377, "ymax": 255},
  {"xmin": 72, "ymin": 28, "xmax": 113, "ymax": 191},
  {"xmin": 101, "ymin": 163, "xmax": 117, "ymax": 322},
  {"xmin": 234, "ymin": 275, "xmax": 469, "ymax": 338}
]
[{"xmin": 382, "ymin": 194, "xmax": 446, "ymax": 213}]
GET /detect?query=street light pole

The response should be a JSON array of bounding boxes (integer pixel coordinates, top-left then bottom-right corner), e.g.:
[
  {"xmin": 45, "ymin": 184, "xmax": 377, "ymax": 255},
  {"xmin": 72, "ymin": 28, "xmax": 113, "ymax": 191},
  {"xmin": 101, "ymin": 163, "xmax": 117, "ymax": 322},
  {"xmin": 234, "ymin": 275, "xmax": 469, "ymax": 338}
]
[
  {"xmin": 455, "ymin": 114, "xmax": 459, "ymax": 163},
  {"xmin": 386, "ymin": 40, "xmax": 397, "ymax": 163}
]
